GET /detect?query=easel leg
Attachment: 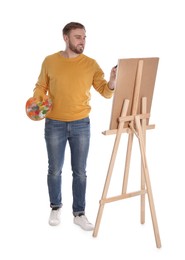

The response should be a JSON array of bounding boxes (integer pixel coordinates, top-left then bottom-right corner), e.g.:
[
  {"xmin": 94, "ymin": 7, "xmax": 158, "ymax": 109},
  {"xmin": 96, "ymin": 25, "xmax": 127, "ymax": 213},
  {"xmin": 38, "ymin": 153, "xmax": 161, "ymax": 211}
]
[
  {"xmin": 141, "ymin": 97, "xmax": 147, "ymax": 224},
  {"xmin": 92, "ymin": 203, "xmax": 105, "ymax": 237},
  {"xmin": 93, "ymin": 100, "xmax": 130, "ymax": 237},
  {"xmin": 135, "ymin": 115, "xmax": 161, "ymax": 248},
  {"xmin": 122, "ymin": 132, "xmax": 134, "ymax": 193},
  {"xmin": 141, "ymin": 164, "xmax": 145, "ymax": 224},
  {"xmin": 92, "ymin": 124, "xmax": 124, "ymax": 237}
]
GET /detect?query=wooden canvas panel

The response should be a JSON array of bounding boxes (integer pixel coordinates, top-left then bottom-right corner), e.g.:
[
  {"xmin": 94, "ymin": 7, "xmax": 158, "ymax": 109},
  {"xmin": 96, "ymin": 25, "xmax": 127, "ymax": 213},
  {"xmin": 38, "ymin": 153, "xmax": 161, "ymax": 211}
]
[
  {"xmin": 109, "ymin": 57, "xmax": 159, "ymax": 130},
  {"xmin": 109, "ymin": 59, "xmax": 138, "ymax": 130}
]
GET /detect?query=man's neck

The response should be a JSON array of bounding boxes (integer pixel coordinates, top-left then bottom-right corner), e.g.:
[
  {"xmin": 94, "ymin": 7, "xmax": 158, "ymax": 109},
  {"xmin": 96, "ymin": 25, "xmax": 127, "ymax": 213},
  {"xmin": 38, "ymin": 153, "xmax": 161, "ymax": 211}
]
[{"xmin": 61, "ymin": 50, "xmax": 80, "ymax": 58}]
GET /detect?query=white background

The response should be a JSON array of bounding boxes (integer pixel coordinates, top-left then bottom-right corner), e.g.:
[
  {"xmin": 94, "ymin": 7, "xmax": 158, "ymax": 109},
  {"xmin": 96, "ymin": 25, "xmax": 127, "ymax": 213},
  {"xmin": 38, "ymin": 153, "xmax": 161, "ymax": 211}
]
[{"xmin": 0, "ymin": 0, "xmax": 185, "ymax": 259}]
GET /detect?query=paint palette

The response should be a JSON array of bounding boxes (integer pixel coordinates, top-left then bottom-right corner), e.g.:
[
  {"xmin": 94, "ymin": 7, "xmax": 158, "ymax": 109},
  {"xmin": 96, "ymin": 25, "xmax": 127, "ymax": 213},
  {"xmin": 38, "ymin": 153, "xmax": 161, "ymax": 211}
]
[{"xmin": 25, "ymin": 97, "xmax": 52, "ymax": 121}]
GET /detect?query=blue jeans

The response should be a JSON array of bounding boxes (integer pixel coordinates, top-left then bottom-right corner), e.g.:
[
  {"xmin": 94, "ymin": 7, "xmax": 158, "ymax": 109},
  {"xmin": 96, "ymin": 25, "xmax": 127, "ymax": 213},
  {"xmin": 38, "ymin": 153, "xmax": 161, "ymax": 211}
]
[{"xmin": 44, "ymin": 117, "xmax": 90, "ymax": 216}]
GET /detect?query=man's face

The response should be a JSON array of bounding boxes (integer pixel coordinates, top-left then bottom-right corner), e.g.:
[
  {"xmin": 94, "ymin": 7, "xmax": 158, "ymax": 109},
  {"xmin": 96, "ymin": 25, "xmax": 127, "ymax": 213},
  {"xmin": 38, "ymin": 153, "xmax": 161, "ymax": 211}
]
[{"xmin": 65, "ymin": 28, "xmax": 86, "ymax": 54}]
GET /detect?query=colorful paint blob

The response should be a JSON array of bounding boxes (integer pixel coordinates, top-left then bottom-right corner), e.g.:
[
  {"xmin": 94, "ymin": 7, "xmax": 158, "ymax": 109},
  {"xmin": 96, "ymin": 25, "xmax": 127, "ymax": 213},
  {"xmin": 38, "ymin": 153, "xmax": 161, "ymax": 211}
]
[{"xmin": 25, "ymin": 97, "xmax": 52, "ymax": 121}]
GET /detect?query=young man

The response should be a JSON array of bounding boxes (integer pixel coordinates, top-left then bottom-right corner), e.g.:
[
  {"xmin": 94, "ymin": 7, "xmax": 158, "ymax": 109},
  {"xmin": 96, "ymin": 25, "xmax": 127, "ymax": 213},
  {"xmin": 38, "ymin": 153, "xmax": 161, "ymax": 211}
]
[{"xmin": 33, "ymin": 22, "xmax": 117, "ymax": 231}]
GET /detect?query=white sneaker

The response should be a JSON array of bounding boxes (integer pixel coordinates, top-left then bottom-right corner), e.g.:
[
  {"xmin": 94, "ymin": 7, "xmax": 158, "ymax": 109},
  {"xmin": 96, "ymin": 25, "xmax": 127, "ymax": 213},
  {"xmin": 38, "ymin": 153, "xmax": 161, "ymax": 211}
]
[
  {"xmin": 49, "ymin": 208, "xmax": 61, "ymax": 226},
  {"xmin": 74, "ymin": 215, "xmax": 94, "ymax": 231}
]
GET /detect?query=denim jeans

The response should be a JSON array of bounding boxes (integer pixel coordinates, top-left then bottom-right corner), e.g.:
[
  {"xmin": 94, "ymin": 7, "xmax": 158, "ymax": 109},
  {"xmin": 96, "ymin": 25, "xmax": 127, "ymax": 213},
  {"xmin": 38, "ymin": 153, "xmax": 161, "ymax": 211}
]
[{"xmin": 44, "ymin": 117, "xmax": 90, "ymax": 216}]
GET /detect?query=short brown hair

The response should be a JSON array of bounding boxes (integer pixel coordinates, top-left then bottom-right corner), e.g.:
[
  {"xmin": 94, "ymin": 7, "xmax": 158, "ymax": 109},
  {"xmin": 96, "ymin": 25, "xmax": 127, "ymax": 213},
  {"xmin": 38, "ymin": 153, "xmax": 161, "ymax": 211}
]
[{"xmin": 62, "ymin": 22, "xmax": 86, "ymax": 35}]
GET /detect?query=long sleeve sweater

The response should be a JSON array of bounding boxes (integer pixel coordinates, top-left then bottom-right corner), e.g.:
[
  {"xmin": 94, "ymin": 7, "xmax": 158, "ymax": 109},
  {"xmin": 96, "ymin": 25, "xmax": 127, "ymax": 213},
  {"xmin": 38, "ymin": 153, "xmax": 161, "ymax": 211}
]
[{"xmin": 33, "ymin": 51, "xmax": 114, "ymax": 121}]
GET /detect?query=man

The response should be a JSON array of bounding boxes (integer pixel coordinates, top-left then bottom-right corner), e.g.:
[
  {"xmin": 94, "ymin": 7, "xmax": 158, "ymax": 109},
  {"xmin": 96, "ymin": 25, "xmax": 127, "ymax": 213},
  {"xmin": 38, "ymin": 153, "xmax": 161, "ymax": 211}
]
[{"xmin": 33, "ymin": 22, "xmax": 117, "ymax": 231}]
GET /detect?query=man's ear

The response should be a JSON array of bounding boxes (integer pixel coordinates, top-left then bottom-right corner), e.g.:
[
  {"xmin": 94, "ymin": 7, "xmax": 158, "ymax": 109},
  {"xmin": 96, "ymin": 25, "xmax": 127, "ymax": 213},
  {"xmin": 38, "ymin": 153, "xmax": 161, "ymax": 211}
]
[{"xmin": 63, "ymin": 34, "xmax": 68, "ymax": 43}]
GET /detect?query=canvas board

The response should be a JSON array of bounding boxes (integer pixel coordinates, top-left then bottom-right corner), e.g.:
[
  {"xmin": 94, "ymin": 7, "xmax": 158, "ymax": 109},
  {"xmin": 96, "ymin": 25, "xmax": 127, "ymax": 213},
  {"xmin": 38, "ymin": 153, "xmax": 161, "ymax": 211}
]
[{"xmin": 109, "ymin": 57, "xmax": 159, "ymax": 130}]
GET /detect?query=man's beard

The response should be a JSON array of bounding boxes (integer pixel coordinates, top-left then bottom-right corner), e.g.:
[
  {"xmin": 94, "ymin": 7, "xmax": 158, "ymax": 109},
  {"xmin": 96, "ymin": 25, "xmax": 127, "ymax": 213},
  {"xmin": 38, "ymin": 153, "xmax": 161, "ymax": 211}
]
[{"xmin": 69, "ymin": 42, "xmax": 84, "ymax": 54}]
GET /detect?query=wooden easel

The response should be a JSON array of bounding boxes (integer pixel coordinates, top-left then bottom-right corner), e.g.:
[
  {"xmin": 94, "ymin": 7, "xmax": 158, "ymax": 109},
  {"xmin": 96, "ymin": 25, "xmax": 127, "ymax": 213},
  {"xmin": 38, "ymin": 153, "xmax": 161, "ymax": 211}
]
[{"xmin": 92, "ymin": 58, "xmax": 161, "ymax": 248}]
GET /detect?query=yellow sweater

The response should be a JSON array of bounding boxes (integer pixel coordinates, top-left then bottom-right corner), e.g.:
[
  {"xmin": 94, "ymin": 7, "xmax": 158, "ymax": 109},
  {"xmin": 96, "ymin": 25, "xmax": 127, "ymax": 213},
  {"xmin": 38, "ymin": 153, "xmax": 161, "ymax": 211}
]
[{"xmin": 34, "ymin": 51, "xmax": 114, "ymax": 121}]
